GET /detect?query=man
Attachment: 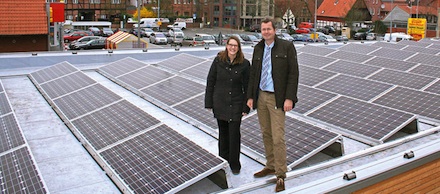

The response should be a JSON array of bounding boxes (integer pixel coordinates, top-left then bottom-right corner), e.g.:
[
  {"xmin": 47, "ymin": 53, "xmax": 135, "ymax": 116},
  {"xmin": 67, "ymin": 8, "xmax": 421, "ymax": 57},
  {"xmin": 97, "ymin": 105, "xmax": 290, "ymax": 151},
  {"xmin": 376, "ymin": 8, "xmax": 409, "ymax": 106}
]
[{"xmin": 246, "ymin": 18, "xmax": 299, "ymax": 192}]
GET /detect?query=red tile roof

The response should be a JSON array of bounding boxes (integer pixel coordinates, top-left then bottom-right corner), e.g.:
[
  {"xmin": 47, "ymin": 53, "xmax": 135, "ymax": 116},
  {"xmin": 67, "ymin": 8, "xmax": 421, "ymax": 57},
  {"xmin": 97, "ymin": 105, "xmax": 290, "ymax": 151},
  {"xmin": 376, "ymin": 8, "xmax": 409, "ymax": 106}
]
[
  {"xmin": 397, "ymin": 5, "xmax": 438, "ymax": 15},
  {"xmin": 0, "ymin": 0, "xmax": 48, "ymax": 35},
  {"xmin": 317, "ymin": 0, "xmax": 358, "ymax": 18}
]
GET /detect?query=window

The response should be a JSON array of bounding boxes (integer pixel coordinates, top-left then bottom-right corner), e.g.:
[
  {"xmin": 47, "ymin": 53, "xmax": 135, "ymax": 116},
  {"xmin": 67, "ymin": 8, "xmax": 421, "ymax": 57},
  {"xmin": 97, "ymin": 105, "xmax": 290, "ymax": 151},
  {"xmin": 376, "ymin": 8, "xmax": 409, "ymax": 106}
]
[
  {"xmin": 214, "ymin": 6, "xmax": 220, "ymax": 15},
  {"xmin": 112, "ymin": 0, "xmax": 121, "ymax": 4},
  {"xmin": 224, "ymin": 6, "xmax": 236, "ymax": 16},
  {"xmin": 73, "ymin": 0, "xmax": 78, "ymax": 4},
  {"xmin": 90, "ymin": 0, "xmax": 100, "ymax": 4}
]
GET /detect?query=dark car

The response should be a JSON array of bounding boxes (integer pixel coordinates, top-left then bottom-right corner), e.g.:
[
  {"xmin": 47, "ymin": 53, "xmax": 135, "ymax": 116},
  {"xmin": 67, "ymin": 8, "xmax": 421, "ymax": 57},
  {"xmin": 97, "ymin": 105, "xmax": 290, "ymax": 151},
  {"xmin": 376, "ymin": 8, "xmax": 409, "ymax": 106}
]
[
  {"xmin": 353, "ymin": 32, "xmax": 367, "ymax": 40},
  {"xmin": 102, "ymin": 28, "xmax": 114, "ymax": 37},
  {"xmin": 88, "ymin": 27, "xmax": 103, "ymax": 36},
  {"xmin": 130, "ymin": 28, "xmax": 145, "ymax": 37},
  {"xmin": 68, "ymin": 36, "xmax": 101, "ymax": 49},
  {"xmin": 71, "ymin": 38, "xmax": 106, "ymax": 50},
  {"xmin": 249, "ymin": 24, "xmax": 261, "ymax": 32}
]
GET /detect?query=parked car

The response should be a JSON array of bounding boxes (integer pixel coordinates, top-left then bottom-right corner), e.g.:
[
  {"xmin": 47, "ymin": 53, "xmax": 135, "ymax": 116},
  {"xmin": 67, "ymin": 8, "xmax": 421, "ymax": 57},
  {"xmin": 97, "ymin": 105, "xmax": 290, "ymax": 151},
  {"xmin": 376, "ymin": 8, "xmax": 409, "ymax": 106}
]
[
  {"xmin": 291, "ymin": 34, "xmax": 304, "ymax": 41},
  {"xmin": 168, "ymin": 28, "xmax": 184, "ymax": 37},
  {"xmin": 322, "ymin": 35, "xmax": 337, "ymax": 42},
  {"xmin": 129, "ymin": 28, "xmax": 145, "ymax": 37},
  {"xmin": 71, "ymin": 38, "xmax": 106, "ymax": 50},
  {"xmin": 366, "ymin": 33, "xmax": 377, "ymax": 40},
  {"xmin": 149, "ymin": 32, "xmax": 167, "ymax": 45},
  {"xmin": 278, "ymin": 33, "xmax": 294, "ymax": 42},
  {"xmin": 88, "ymin": 27, "xmax": 102, "ymax": 36},
  {"xmin": 298, "ymin": 22, "xmax": 314, "ymax": 29},
  {"xmin": 247, "ymin": 34, "xmax": 261, "ymax": 46},
  {"xmin": 171, "ymin": 35, "xmax": 184, "ymax": 46},
  {"xmin": 102, "ymin": 28, "xmax": 114, "ymax": 37},
  {"xmin": 225, "ymin": 34, "xmax": 246, "ymax": 45},
  {"xmin": 213, "ymin": 34, "xmax": 227, "ymax": 45},
  {"xmin": 250, "ymin": 24, "xmax": 261, "ymax": 32},
  {"xmin": 68, "ymin": 36, "xmax": 102, "ymax": 49},
  {"xmin": 63, "ymin": 31, "xmax": 93, "ymax": 42},
  {"xmin": 335, "ymin": 35, "xmax": 349, "ymax": 42},
  {"xmin": 239, "ymin": 34, "xmax": 255, "ymax": 45},
  {"xmin": 181, "ymin": 36, "xmax": 204, "ymax": 46},
  {"xmin": 195, "ymin": 33, "xmax": 216, "ymax": 45},
  {"xmin": 295, "ymin": 28, "xmax": 310, "ymax": 34},
  {"xmin": 142, "ymin": 28, "xmax": 154, "ymax": 38},
  {"xmin": 353, "ymin": 32, "xmax": 367, "ymax": 40}
]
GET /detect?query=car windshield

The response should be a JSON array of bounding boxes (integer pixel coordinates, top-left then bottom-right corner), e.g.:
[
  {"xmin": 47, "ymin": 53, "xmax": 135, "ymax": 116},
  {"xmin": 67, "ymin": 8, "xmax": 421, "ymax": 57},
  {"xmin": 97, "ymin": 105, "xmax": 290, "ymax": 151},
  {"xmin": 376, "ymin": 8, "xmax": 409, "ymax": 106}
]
[
  {"xmin": 175, "ymin": 35, "xmax": 184, "ymax": 38},
  {"xmin": 155, "ymin": 33, "xmax": 165, "ymax": 37},
  {"xmin": 172, "ymin": 28, "xmax": 182, "ymax": 32},
  {"xmin": 202, "ymin": 36, "xmax": 214, "ymax": 40},
  {"xmin": 144, "ymin": 28, "xmax": 153, "ymax": 32},
  {"xmin": 194, "ymin": 37, "xmax": 203, "ymax": 41},
  {"xmin": 103, "ymin": 28, "xmax": 111, "ymax": 31}
]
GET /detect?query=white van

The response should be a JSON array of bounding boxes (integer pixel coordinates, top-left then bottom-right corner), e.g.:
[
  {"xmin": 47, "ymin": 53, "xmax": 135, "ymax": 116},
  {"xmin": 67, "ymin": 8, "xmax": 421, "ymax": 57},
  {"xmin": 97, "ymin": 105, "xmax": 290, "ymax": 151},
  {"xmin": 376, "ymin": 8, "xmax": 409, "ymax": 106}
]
[
  {"xmin": 383, "ymin": 33, "xmax": 412, "ymax": 42},
  {"xmin": 133, "ymin": 18, "xmax": 159, "ymax": 29},
  {"xmin": 167, "ymin": 22, "xmax": 186, "ymax": 30},
  {"xmin": 195, "ymin": 33, "xmax": 216, "ymax": 45}
]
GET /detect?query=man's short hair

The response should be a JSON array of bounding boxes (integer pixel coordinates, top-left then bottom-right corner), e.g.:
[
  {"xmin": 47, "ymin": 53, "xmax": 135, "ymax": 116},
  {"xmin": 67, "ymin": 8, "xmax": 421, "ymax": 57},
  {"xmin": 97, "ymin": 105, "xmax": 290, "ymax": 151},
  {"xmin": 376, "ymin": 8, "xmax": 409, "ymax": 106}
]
[{"xmin": 261, "ymin": 18, "xmax": 276, "ymax": 29}]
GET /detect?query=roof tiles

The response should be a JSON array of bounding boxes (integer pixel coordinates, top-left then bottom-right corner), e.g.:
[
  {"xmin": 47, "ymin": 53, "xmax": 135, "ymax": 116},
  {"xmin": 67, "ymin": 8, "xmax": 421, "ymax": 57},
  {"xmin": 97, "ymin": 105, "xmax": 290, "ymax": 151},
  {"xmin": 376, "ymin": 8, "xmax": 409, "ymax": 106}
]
[
  {"xmin": 318, "ymin": 0, "xmax": 358, "ymax": 18},
  {"xmin": 0, "ymin": 0, "xmax": 48, "ymax": 35}
]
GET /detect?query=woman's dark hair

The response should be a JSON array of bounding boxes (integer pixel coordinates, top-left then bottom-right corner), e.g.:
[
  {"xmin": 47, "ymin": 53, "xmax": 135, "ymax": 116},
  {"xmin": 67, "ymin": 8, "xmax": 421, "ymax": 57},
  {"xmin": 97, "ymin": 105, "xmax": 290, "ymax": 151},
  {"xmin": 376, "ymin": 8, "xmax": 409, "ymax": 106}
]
[
  {"xmin": 261, "ymin": 18, "xmax": 276, "ymax": 29},
  {"xmin": 218, "ymin": 36, "xmax": 244, "ymax": 65}
]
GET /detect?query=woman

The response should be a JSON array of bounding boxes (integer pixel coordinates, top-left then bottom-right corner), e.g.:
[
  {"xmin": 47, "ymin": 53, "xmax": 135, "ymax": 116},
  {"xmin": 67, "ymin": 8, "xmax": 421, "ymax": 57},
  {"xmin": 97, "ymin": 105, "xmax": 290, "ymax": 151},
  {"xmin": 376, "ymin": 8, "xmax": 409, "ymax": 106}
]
[{"xmin": 205, "ymin": 36, "xmax": 250, "ymax": 175}]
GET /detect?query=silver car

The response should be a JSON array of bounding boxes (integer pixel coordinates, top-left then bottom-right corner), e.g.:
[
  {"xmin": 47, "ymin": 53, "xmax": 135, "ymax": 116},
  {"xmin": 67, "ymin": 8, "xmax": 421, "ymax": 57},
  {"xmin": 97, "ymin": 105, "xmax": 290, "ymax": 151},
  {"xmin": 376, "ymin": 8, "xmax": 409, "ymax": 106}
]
[{"xmin": 149, "ymin": 32, "xmax": 167, "ymax": 45}]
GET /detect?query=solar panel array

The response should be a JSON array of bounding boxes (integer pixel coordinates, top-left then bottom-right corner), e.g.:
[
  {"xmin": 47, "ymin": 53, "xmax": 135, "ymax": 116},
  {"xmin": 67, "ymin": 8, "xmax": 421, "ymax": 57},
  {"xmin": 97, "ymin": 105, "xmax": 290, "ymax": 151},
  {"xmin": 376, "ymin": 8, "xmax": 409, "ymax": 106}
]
[
  {"xmin": 97, "ymin": 55, "xmax": 343, "ymax": 168},
  {"xmin": 0, "ymin": 81, "xmax": 47, "ymax": 194},
  {"xmin": 298, "ymin": 41, "xmax": 439, "ymax": 129},
  {"xmin": 28, "ymin": 62, "xmax": 226, "ymax": 194}
]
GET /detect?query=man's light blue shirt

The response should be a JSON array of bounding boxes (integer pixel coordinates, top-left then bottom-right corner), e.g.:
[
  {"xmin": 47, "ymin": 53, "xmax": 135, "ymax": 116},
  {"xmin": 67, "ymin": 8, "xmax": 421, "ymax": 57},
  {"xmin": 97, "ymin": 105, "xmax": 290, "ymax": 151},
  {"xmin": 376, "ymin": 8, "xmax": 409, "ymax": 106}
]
[{"xmin": 260, "ymin": 42, "xmax": 274, "ymax": 92}]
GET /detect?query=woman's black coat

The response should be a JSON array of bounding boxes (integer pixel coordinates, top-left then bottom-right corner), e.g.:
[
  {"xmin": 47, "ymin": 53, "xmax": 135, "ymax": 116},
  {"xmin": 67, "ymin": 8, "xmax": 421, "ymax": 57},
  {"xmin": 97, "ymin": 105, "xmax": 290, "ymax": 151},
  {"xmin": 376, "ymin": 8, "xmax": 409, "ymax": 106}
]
[{"xmin": 205, "ymin": 56, "xmax": 251, "ymax": 121}]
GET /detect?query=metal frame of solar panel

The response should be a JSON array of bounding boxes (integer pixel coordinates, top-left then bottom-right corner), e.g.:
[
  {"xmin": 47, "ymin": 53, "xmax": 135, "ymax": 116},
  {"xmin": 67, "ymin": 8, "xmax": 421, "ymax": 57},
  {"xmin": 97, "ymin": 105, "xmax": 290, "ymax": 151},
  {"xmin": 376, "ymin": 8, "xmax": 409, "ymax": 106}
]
[
  {"xmin": 337, "ymin": 43, "xmax": 381, "ymax": 55},
  {"xmin": 424, "ymin": 80, "xmax": 440, "ymax": 95},
  {"xmin": 0, "ymin": 80, "xmax": 47, "ymax": 194},
  {"xmin": 326, "ymin": 50, "xmax": 375, "ymax": 63},
  {"xmin": 370, "ymin": 41, "xmax": 407, "ymax": 50},
  {"xmin": 240, "ymin": 113, "xmax": 343, "ymax": 170},
  {"xmin": 97, "ymin": 55, "xmax": 346, "ymax": 169},
  {"xmin": 28, "ymin": 62, "xmax": 228, "ymax": 193},
  {"xmin": 397, "ymin": 39, "xmax": 434, "ymax": 48}
]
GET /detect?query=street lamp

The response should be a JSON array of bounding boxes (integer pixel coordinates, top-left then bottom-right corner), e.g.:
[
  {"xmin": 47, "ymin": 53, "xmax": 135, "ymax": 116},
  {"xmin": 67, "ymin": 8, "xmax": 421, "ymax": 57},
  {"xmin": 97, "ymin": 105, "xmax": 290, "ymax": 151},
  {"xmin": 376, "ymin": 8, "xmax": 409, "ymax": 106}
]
[{"xmin": 314, "ymin": 0, "xmax": 317, "ymax": 42}]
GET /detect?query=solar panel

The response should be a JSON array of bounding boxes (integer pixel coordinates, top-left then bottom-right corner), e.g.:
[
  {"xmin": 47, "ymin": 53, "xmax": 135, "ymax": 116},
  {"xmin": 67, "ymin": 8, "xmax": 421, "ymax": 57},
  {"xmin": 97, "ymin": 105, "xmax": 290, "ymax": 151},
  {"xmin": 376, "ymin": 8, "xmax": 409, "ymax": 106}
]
[
  {"xmin": 172, "ymin": 94, "xmax": 218, "ymax": 129},
  {"xmin": 156, "ymin": 53, "xmax": 207, "ymax": 72},
  {"xmin": 370, "ymin": 42, "xmax": 407, "ymax": 50},
  {"xmin": 316, "ymin": 75, "xmax": 393, "ymax": 101},
  {"xmin": 181, "ymin": 60, "xmax": 213, "ymax": 80},
  {"xmin": 141, "ymin": 76, "xmax": 205, "ymax": 106},
  {"xmin": 29, "ymin": 61, "xmax": 78, "ymax": 84},
  {"xmin": 307, "ymin": 96, "xmax": 416, "ymax": 144},
  {"xmin": 294, "ymin": 85, "xmax": 337, "ymax": 114},
  {"xmin": 323, "ymin": 60, "xmax": 380, "ymax": 78},
  {"xmin": 368, "ymin": 47, "xmax": 415, "ymax": 60},
  {"xmin": 0, "ymin": 114, "xmax": 26, "ymax": 153},
  {"xmin": 100, "ymin": 124, "xmax": 225, "ymax": 194},
  {"xmin": 241, "ymin": 114, "xmax": 341, "ymax": 168},
  {"xmin": 40, "ymin": 71, "xmax": 96, "ymax": 99},
  {"xmin": 397, "ymin": 40, "xmax": 433, "ymax": 48},
  {"xmin": 298, "ymin": 65, "xmax": 337, "ymax": 86},
  {"xmin": 406, "ymin": 53, "xmax": 440, "ymax": 66},
  {"xmin": 297, "ymin": 45, "xmax": 336, "ymax": 56},
  {"xmin": 298, "ymin": 53, "xmax": 338, "ymax": 68},
  {"xmin": 327, "ymin": 50, "xmax": 374, "ymax": 63},
  {"xmin": 419, "ymin": 38, "xmax": 440, "ymax": 45},
  {"xmin": 53, "ymin": 84, "xmax": 122, "ymax": 120},
  {"xmin": 0, "ymin": 147, "xmax": 46, "ymax": 194},
  {"xmin": 118, "ymin": 66, "xmax": 174, "ymax": 89},
  {"xmin": 363, "ymin": 56, "xmax": 417, "ymax": 71},
  {"xmin": 338, "ymin": 43, "xmax": 380, "ymax": 55},
  {"xmin": 98, "ymin": 57, "xmax": 147, "ymax": 78},
  {"xmin": 427, "ymin": 43, "xmax": 440, "ymax": 50},
  {"xmin": 72, "ymin": 100, "xmax": 160, "ymax": 150},
  {"xmin": 424, "ymin": 81, "xmax": 440, "ymax": 95},
  {"xmin": 402, "ymin": 45, "xmax": 440, "ymax": 55},
  {"xmin": 409, "ymin": 64, "xmax": 440, "ymax": 78},
  {"xmin": 0, "ymin": 93, "xmax": 12, "ymax": 116},
  {"xmin": 373, "ymin": 87, "xmax": 440, "ymax": 121},
  {"xmin": 368, "ymin": 69, "xmax": 436, "ymax": 90}
]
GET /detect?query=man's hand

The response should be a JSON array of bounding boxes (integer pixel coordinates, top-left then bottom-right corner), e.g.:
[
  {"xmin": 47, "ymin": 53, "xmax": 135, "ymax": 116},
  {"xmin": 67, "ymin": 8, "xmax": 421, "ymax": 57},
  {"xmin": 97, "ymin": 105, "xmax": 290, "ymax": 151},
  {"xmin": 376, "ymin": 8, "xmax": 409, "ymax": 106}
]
[{"xmin": 284, "ymin": 99, "xmax": 293, "ymax": 112}]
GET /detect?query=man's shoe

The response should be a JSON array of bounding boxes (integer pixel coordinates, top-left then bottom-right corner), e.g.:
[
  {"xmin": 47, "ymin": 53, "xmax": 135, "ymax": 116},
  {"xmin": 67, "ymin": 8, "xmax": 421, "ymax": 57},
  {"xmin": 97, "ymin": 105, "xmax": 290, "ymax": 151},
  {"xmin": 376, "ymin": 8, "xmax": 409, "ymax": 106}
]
[
  {"xmin": 232, "ymin": 169, "xmax": 240, "ymax": 175},
  {"xmin": 275, "ymin": 178, "xmax": 285, "ymax": 192},
  {"xmin": 253, "ymin": 168, "xmax": 275, "ymax": 178}
]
